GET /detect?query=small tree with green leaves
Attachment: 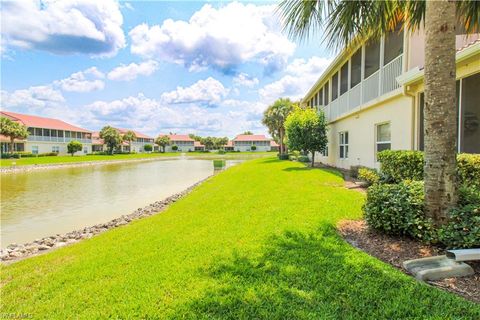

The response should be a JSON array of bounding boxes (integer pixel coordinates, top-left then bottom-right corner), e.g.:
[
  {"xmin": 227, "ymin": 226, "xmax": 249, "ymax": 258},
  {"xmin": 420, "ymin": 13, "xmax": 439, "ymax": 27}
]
[
  {"xmin": 155, "ymin": 135, "xmax": 171, "ymax": 153},
  {"xmin": 251, "ymin": 145, "xmax": 257, "ymax": 151},
  {"xmin": 242, "ymin": 131, "xmax": 253, "ymax": 135},
  {"xmin": 122, "ymin": 130, "xmax": 137, "ymax": 153},
  {"xmin": 0, "ymin": 117, "xmax": 29, "ymax": 153},
  {"xmin": 67, "ymin": 140, "xmax": 83, "ymax": 156},
  {"xmin": 172, "ymin": 145, "xmax": 178, "ymax": 151},
  {"xmin": 100, "ymin": 126, "xmax": 122, "ymax": 155},
  {"xmin": 285, "ymin": 107, "xmax": 327, "ymax": 167},
  {"xmin": 143, "ymin": 144, "xmax": 152, "ymax": 152}
]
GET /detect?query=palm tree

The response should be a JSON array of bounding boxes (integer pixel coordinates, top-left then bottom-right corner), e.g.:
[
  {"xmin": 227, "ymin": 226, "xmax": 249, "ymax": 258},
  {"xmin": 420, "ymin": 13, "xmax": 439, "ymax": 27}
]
[
  {"xmin": 155, "ymin": 135, "xmax": 170, "ymax": 153},
  {"xmin": 262, "ymin": 98, "xmax": 294, "ymax": 155},
  {"xmin": 123, "ymin": 130, "xmax": 137, "ymax": 153},
  {"xmin": 0, "ymin": 117, "xmax": 29, "ymax": 153},
  {"xmin": 278, "ymin": 0, "xmax": 479, "ymax": 226}
]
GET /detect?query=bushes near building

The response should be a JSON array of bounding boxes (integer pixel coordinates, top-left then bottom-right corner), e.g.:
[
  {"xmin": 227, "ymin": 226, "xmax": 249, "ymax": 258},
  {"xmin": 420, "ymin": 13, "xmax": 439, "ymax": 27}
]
[{"xmin": 363, "ymin": 150, "xmax": 480, "ymax": 248}]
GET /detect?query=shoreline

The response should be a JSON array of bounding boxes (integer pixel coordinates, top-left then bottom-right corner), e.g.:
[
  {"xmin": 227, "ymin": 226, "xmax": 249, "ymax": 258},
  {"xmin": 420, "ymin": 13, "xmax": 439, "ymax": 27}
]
[
  {"xmin": 0, "ymin": 176, "xmax": 211, "ymax": 264},
  {"xmin": 0, "ymin": 156, "xmax": 183, "ymax": 174}
]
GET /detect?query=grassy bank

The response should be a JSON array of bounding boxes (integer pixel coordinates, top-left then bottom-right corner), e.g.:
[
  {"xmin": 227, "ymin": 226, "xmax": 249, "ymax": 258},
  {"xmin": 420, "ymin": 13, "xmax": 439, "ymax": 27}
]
[
  {"xmin": 1, "ymin": 158, "xmax": 478, "ymax": 319},
  {"xmin": 0, "ymin": 151, "xmax": 272, "ymax": 167}
]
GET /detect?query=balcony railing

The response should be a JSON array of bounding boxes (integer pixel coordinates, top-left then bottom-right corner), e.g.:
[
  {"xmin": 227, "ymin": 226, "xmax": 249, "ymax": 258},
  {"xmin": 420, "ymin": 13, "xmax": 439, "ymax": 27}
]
[
  {"xmin": 317, "ymin": 54, "xmax": 403, "ymax": 122},
  {"xmin": 27, "ymin": 136, "xmax": 92, "ymax": 144}
]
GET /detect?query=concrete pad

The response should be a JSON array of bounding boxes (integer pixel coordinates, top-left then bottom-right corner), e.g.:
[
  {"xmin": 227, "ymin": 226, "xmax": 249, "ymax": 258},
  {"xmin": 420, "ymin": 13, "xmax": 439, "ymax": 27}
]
[{"xmin": 403, "ymin": 255, "xmax": 474, "ymax": 281}]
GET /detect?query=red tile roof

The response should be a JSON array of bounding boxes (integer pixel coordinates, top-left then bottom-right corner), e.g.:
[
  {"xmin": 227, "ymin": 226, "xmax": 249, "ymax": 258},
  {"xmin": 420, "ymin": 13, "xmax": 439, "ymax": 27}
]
[
  {"xmin": 270, "ymin": 140, "xmax": 279, "ymax": 147},
  {"xmin": 194, "ymin": 141, "xmax": 204, "ymax": 147},
  {"xmin": 224, "ymin": 140, "xmax": 233, "ymax": 147},
  {"xmin": 115, "ymin": 128, "xmax": 153, "ymax": 139},
  {"xmin": 233, "ymin": 134, "xmax": 270, "ymax": 142},
  {"xmin": 1, "ymin": 111, "xmax": 91, "ymax": 133},
  {"xmin": 159, "ymin": 134, "xmax": 194, "ymax": 142}
]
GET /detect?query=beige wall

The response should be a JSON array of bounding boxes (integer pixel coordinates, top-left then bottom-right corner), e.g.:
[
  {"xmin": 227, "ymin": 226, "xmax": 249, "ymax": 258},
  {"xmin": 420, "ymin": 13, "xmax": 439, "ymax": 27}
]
[
  {"xmin": 408, "ymin": 27, "xmax": 479, "ymax": 71},
  {"xmin": 316, "ymin": 94, "xmax": 414, "ymax": 169},
  {"xmin": 26, "ymin": 141, "xmax": 92, "ymax": 155}
]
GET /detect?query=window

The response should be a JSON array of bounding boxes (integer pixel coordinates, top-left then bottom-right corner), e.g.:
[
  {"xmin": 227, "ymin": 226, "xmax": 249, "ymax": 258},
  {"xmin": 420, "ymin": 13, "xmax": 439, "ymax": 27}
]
[
  {"xmin": 321, "ymin": 146, "xmax": 328, "ymax": 157},
  {"xmin": 339, "ymin": 132, "xmax": 349, "ymax": 159},
  {"xmin": 58, "ymin": 130, "xmax": 64, "ymax": 138},
  {"xmin": 83, "ymin": 147, "xmax": 88, "ymax": 154},
  {"xmin": 350, "ymin": 49, "xmax": 362, "ymax": 88},
  {"xmin": 324, "ymin": 81, "xmax": 329, "ymax": 105},
  {"xmin": 51, "ymin": 129, "xmax": 57, "ymax": 137},
  {"xmin": 376, "ymin": 123, "xmax": 391, "ymax": 154},
  {"xmin": 32, "ymin": 146, "xmax": 38, "ymax": 154},
  {"xmin": 43, "ymin": 129, "xmax": 50, "ymax": 137},
  {"xmin": 34, "ymin": 128, "xmax": 42, "ymax": 136},
  {"xmin": 332, "ymin": 72, "xmax": 339, "ymax": 101},
  {"xmin": 340, "ymin": 62, "xmax": 349, "ymax": 95},
  {"xmin": 27, "ymin": 127, "xmax": 34, "ymax": 135},
  {"xmin": 52, "ymin": 146, "xmax": 60, "ymax": 153},
  {"xmin": 364, "ymin": 40, "xmax": 380, "ymax": 78},
  {"xmin": 318, "ymin": 88, "xmax": 323, "ymax": 106},
  {"xmin": 384, "ymin": 30, "xmax": 403, "ymax": 65},
  {"xmin": 65, "ymin": 131, "xmax": 71, "ymax": 138},
  {"xmin": 460, "ymin": 72, "xmax": 480, "ymax": 153}
]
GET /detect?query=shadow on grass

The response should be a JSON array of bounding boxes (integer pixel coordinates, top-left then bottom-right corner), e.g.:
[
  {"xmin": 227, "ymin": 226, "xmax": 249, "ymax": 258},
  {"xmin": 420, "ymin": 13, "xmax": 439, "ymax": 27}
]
[
  {"xmin": 282, "ymin": 166, "xmax": 344, "ymax": 179},
  {"xmin": 171, "ymin": 226, "xmax": 478, "ymax": 319}
]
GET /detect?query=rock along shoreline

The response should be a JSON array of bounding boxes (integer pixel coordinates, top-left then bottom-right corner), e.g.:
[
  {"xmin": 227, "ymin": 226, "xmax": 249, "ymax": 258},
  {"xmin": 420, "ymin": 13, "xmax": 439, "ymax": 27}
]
[
  {"xmin": 0, "ymin": 156, "xmax": 183, "ymax": 174},
  {"xmin": 0, "ymin": 176, "xmax": 211, "ymax": 263}
]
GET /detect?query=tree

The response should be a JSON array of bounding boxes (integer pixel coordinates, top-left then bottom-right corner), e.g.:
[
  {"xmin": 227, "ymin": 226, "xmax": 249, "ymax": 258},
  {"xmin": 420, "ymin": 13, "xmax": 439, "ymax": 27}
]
[
  {"xmin": 122, "ymin": 130, "xmax": 137, "ymax": 153},
  {"xmin": 155, "ymin": 135, "xmax": 170, "ymax": 153},
  {"xmin": 242, "ymin": 131, "xmax": 253, "ymax": 135},
  {"xmin": 172, "ymin": 145, "xmax": 178, "ymax": 151},
  {"xmin": 278, "ymin": 0, "xmax": 479, "ymax": 226},
  {"xmin": 99, "ymin": 126, "xmax": 122, "ymax": 155},
  {"xmin": 188, "ymin": 134, "xmax": 202, "ymax": 141},
  {"xmin": 284, "ymin": 107, "xmax": 327, "ymax": 167},
  {"xmin": 143, "ymin": 144, "xmax": 153, "ymax": 152},
  {"xmin": 201, "ymin": 137, "xmax": 215, "ymax": 150},
  {"xmin": 67, "ymin": 140, "xmax": 83, "ymax": 156},
  {"xmin": 262, "ymin": 98, "xmax": 294, "ymax": 155},
  {"xmin": 0, "ymin": 117, "xmax": 29, "ymax": 153},
  {"xmin": 214, "ymin": 137, "xmax": 229, "ymax": 150}
]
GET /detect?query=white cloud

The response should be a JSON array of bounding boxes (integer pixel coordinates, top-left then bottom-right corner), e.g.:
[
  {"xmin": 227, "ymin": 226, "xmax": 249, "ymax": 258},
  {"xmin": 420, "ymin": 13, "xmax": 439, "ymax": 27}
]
[
  {"xmin": 1, "ymin": 85, "xmax": 65, "ymax": 109},
  {"xmin": 1, "ymin": 0, "xmax": 125, "ymax": 57},
  {"xmin": 54, "ymin": 67, "xmax": 105, "ymax": 92},
  {"xmin": 107, "ymin": 60, "xmax": 159, "ymax": 81},
  {"xmin": 129, "ymin": 2, "xmax": 295, "ymax": 74},
  {"xmin": 233, "ymin": 73, "xmax": 259, "ymax": 88},
  {"xmin": 161, "ymin": 77, "xmax": 229, "ymax": 106},
  {"xmin": 259, "ymin": 56, "xmax": 332, "ymax": 104}
]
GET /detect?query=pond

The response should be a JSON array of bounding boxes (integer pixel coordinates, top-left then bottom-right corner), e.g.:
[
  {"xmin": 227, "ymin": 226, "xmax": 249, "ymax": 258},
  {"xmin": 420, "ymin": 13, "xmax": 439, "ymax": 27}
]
[{"xmin": 1, "ymin": 158, "xmax": 244, "ymax": 247}]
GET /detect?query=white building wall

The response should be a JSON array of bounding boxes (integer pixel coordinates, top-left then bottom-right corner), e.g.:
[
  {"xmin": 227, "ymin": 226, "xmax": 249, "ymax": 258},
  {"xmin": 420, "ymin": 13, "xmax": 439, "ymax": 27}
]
[
  {"xmin": 316, "ymin": 94, "xmax": 414, "ymax": 169},
  {"xmin": 164, "ymin": 142, "xmax": 195, "ymax": 152},
  {"xmin": 25, "ymin": 141, "xmax": 92, "ymax": 155}
]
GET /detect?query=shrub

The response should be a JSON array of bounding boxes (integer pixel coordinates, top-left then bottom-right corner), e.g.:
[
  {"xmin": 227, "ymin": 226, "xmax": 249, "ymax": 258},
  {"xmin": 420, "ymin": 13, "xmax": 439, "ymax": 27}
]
[
  {"xmin": 438, "ymin": 204, "xmax": 480, "ymax": 248},
  {"xmin": 459, "ymin": 184, "xmax": 480, "ymax": 207},
  {"xmin": 278, "ymin": 153, "xmax": 289, "ymax": 160},
  {"xmin": 37, "ymin": 152, "xmax": 59, "ymax": 157},
  {"xmin": 217, "ymin": 150, "xmax": 226, "ymax": 154},
  {"xmin": 143, "ymin": 144, "xmax": 153, "ymax": 152},
  {"xmin": 172, "ymin": 145, "xmax": 178, "ymax": 151},
  {"xmin": 251, "ymin": 145, "xmax": 257, "ymax": 151},
  {"xmin": 67, "ymin": 140, "xmax": 83, "ymax": 156},
  {"xmin": 377, "ymin": 151, "xmax": 480, "ymax": 186},
  {"xmin": 377, "ymin": 150, "xmax": 424, "ymax": 182},
  {"xmin": 18, "ymin": 152, "xmax": 35, "ymax": 158},
  {"xmin": 290, "ymin": 150, "xmax": 301, "ymax": 161},
  {"xmin": 298, "ymin": 155, "xmax": 310, "ymax": 163},
  {"xmin": 457, "ymin": 153, "xmax": 480, "ymax": 189},
  {"xmin": 358, "ymin": 168, "xmax": 380, "ymax": 186},
  {"xmin": 1, "ymin": 153, "xmax": 20, "ymax": 159},
  {"xmin": 349, "ymin": 165, "xmax": 365, "ymax": 179},
  {"xmin": 363, "ymin": 181, "xmax": 435, "ymax": 241}
]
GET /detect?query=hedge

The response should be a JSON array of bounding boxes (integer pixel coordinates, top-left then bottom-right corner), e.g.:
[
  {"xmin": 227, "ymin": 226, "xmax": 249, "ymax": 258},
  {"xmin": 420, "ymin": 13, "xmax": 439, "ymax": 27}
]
[{"xmin": 377, "ymin": 150, "xmax": 480, "ymax": 186}]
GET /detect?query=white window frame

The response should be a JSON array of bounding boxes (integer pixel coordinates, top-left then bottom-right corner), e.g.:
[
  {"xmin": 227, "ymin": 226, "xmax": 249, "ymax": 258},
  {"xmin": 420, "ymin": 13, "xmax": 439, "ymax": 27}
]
[
  {"xmin": 339, "ymin": 131, "xmax": 349, "ymax": 159},
  {"xmin": 375, "ymin": 122, "xmax": 391, "ymax": 158},
  {"xmin": 321, "ymin": 145, "xmax": 329, "ymax": 157},
  {"xmin": 32, "ymin": 146, "xmax": 39, "ymax": 155}
]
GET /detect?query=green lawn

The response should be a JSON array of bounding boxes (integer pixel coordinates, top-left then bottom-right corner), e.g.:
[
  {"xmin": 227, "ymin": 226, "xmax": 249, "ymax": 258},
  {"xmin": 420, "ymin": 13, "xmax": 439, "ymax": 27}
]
[
  {"xmin": 1, "ymin": 158, "xmax": 478, "ymax": 319},
  {"xmin": 0, "ymin": 151, "xmax": 272, "ymax": 167}
]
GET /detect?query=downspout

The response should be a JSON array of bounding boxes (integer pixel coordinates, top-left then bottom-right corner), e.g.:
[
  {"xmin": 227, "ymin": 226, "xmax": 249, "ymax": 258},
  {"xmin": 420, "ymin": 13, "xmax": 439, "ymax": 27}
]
[{"xmin": 401, "ymin": 29, "xmax": 417, "ymax": 151}]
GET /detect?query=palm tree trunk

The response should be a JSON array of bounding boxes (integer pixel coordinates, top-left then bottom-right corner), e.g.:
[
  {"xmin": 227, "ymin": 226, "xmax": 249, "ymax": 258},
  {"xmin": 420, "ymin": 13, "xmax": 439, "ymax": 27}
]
[
  {"xmin": 424, "ymin": 0, "xmax": 458, "ymax": 226},
  {"xmin": 10, "ymin": 137, "xmax": 15, "ymax": 154}
]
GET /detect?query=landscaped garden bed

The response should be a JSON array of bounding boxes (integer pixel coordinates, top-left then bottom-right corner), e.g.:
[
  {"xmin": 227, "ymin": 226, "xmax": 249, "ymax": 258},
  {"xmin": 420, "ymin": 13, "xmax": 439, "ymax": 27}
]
[{"xmin": 338, "ymin": 219, "xmax": 480, "ymax": 303}]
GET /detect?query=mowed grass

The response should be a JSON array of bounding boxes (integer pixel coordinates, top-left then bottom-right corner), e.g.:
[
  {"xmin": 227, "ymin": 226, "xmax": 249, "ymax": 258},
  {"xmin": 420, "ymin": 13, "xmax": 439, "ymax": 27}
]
[
  {"xmin": 1, "ymin": 158, "xmax": 478, "ymax": 319},
  {"xmin": 0, "ymin": 151, "xmax": 272, "ymax": 167}
]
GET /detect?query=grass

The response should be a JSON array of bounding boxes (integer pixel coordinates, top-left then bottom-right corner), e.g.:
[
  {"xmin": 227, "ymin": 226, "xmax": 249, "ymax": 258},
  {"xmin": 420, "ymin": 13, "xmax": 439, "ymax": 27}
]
[
  {"xmin": 0, "ymin": 151, "xmax": 272, "ymax": 167},
  {"xmin": 1, "ymin": 158, "xmax": 478, "ymax": 319}
]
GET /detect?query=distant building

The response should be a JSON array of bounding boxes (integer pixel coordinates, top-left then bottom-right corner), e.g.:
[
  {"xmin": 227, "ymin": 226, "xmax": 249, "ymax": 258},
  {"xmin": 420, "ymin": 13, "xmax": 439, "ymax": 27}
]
[
  {"xmin": 91, "ymin": 128, "xmax": 154, "ymax": 153},
  {"xmin": 0, "ymin": 111, "xmax": 92, "ymax": 155},
  {"xmin": 223, "ymin": 140, "xmax": 234, "ymax": 151},
  {"xmin": 194, "ymin": 141, "xmax": 205, "ymax": 151},
  {"xmin": 270, "ymin": 140, "xmax": 279, "ymax": 152},
  {"xmin": 159, "ymin": 134, "xmax": 195, "ymax": 152},
  {"xmin": 232, "ymin": 134, "xmax": 273, "ymax": 152}
]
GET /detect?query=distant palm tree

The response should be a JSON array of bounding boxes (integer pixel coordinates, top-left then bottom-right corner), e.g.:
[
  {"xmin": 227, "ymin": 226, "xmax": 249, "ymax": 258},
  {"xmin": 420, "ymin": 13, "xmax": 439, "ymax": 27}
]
[
  {"xmin": 123, "ymin": 130, "xmax": 137, "ymax": 153},
  {"xmin": 262, "ymin": 98, "xmax": 294, "ymax": 155},
  {"xmin": 278, "ymin": 0, "xmax": 479, "ymax": 226},
  {"xmin": 0, "ymin": 117, "xmax": 29, "ymax": 153}
]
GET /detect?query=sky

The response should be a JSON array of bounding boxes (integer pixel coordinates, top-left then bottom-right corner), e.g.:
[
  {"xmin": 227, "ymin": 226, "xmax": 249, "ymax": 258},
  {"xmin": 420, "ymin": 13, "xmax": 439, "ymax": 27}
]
[{"xmin": 1, "ymin": 0, "xmax": 334, "ymax": 138}]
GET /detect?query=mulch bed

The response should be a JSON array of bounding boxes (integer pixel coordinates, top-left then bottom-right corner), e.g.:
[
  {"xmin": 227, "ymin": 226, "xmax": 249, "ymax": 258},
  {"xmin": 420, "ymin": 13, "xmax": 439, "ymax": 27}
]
[{"xmin": 338, "ymin": 220, "xmax": 480, "ymax": 303}]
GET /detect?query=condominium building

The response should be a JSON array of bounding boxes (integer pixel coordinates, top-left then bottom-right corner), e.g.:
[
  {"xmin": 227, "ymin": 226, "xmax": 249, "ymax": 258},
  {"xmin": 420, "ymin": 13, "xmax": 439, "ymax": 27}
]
[
  {"xmin": 92, "ymin": 129, "xmax": 154, "ymax": 153},
  {"xmin": 301, "ymin": 27, "xmax": 479, "ymax": 169},
  {"xmin": 0, "ymin": 111, "xmax": 92, "ymax": 155},
  {"xmin": 159, "ymin": 134, "xmax": 195, "ymax": 152},
  {"xmin": 232, "ymin": 134, "xmax": 274, "ymax": 152}
]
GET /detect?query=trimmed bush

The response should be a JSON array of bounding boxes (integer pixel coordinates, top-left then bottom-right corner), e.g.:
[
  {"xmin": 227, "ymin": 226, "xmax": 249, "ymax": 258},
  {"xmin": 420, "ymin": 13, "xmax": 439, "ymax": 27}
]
[
  {"xmin": 143, "ymin": 144, "xmax": 153, "ymax": 152},
  {"xmin": 377, "ymin": 150, "xmax": 480, "ymax": 185},
  {"xmin": 172, "ymin": 145, "xmax": 178, "ymax": 151},
  {"xmin": 363, "ymin": 181, "xmax": 435, "ymax": 241},
  {"xmin": 377, "ymin": 150, "xmax": 424, "ymax": 182},
  {"xmin": 251, "ymin": 145, "xmax": 257, "ymax": 151},
  {"xmin": 298, "ymin": 155, "xmax": 310, "ymax": 163},
  {"xmin": 438, "ymin": 204, "xmax": 480, "ymax": 248},
  {"xmin": 278, "ymin": 153, "xmax": 289, "ymax": 160},
  {"xmin": 217, "ymin": 150, "xmax": 226, "ymax": 154},
  {"xmin": 457, "ymin": 153, "xmax": 480, "ymax": 189},
  {"xmin": 358, "ymin": 167, "xmax": 380, "ymax": 186}
]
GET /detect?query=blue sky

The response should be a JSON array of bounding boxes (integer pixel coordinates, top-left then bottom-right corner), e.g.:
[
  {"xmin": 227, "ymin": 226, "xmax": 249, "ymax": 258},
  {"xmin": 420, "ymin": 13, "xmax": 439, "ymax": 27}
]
[{"xmin": 1, "ymin": 0, "xmax": 333, "ymax": 138}]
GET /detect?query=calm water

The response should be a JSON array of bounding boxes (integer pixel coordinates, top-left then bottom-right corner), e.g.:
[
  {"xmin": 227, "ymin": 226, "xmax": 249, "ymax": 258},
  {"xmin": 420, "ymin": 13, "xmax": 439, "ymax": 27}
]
[{"xmin": 0, "ymin": 158, "xmax": 241, "ymax": 247}]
